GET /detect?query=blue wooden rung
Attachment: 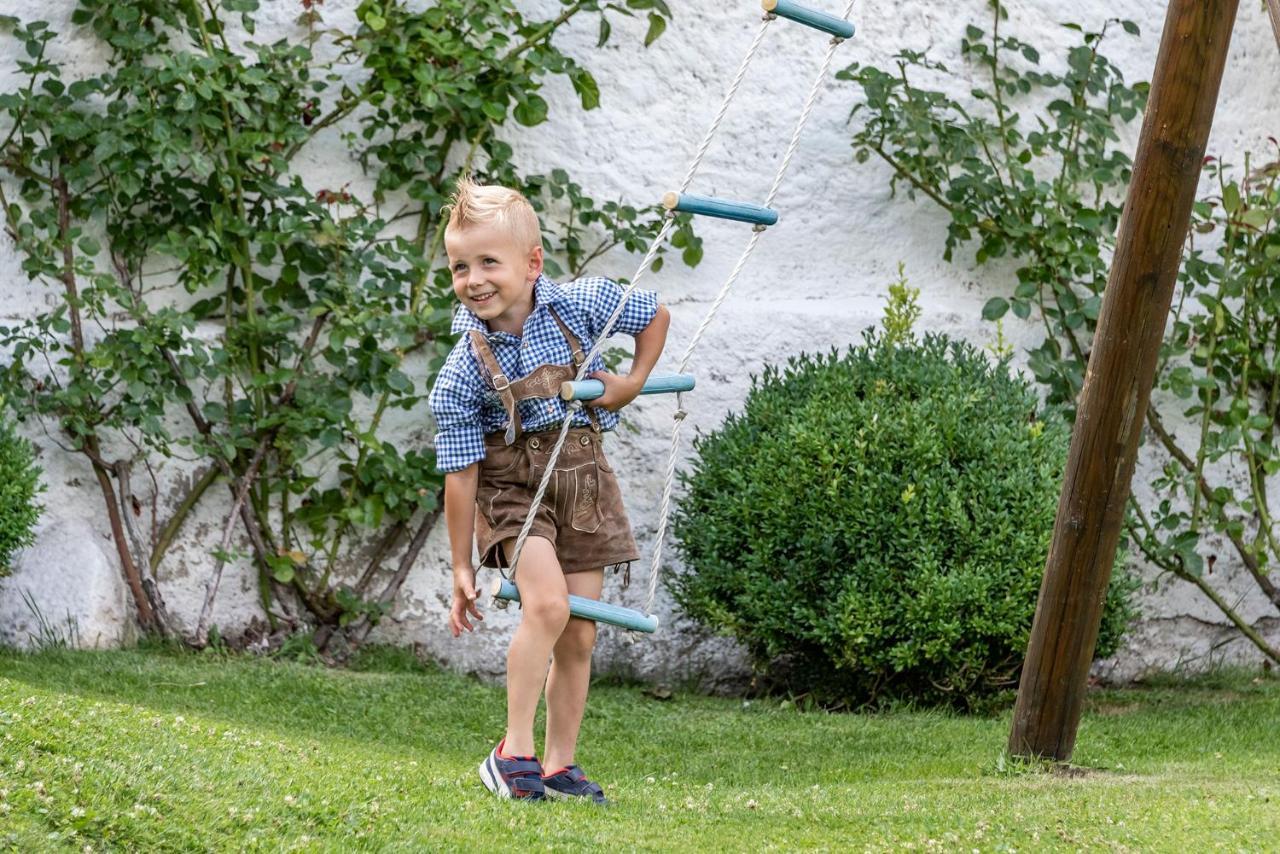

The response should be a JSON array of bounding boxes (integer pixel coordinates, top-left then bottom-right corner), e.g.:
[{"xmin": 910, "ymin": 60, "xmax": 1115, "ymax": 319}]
[
  {"xmin": 561, "ymin": 371, "xmax": 696, "ymax": 402},
  {"xmin": 762, "ymin": 0, "xmax": 855, "ymax": 40},
  {"xmin": 662, "ymin": 192, "xmax": 779, "ymax": 227},
  {"xmin": 491, "ymin": 578, "xmax": 660, "ymax": 633}
]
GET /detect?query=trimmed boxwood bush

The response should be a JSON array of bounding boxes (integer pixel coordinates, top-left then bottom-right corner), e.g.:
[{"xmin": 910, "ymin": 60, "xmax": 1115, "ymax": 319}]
[
  {"xmin": 0, "ymin": 415, "xmax": 43, "ymax": 576},
  {"xmin": 670, "ymin": 332, "xmax": 1136, "ymax": 710}
]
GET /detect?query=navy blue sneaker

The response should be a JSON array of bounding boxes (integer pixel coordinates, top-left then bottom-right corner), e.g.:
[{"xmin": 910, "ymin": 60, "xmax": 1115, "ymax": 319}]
[
  {"xmin": 541, "ymin": 764, "xmax": 607, "ymax": 805},
  {"xmin": 479, "ymin": 741, "xmax": 546, "ymax": 801}
]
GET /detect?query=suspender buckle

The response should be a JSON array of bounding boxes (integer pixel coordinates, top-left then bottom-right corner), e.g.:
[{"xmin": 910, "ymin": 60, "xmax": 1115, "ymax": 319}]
[{"xmin": 491, "ymin": 374, "xmax": 511, "ymax": 392}]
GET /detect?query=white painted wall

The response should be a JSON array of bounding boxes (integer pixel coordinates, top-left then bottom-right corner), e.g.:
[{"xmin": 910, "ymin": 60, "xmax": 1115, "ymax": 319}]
[{"xmin": 1, "ymin": 0, "xmax": 1277, "ymax": 682}]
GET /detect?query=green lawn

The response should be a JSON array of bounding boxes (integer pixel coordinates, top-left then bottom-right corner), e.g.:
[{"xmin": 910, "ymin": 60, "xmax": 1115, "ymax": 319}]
[{"xmin": 1, "ymin": 645, "xmax": 1277, "ymax": 852}]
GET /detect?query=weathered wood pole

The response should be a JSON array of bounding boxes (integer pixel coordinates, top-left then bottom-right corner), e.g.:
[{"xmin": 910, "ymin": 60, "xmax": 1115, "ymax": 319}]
[{"xmin": 1008, "ymin": 0, "xmax": 1239, "ymax": 761}]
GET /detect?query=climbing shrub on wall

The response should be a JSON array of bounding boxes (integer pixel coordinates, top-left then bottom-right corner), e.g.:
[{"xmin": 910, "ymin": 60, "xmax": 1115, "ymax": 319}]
[
  {"xmin": 670, "ymin": 307, "xmax": 1136, "ymax": 710},
  {"xmin": 0, "ymin": 410, "xmax": 43, "ymax": 575},
  {"xmin": 843, "ymin": 2, "xmax": 1280, "ymax": 666},
  {"xmin": 0, "ymin": 0, "xmax": 695, "ymax": 653}
]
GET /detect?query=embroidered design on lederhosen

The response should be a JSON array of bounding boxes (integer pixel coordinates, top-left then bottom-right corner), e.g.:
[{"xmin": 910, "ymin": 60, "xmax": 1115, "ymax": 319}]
[{"xmin": 468, "ymin": 306, "xmax": 602, "ymax": 445}]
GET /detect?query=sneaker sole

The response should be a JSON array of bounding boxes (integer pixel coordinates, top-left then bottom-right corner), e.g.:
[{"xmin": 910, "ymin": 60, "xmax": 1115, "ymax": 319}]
[
  {"xmin": 479, "ymin": 752, "xmax": 545, "ymax": 800},
  {"xmin": 478, "ymin": 753, "xmax": 510, "ymax": 797},
  {"xmin": 543, "ymin": 788, "xmax": 607, "ymax": 805}
]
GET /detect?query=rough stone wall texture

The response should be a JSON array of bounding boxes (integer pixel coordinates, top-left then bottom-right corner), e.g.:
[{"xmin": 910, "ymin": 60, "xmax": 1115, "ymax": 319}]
[{"xmin": 1, "ymin": 0, "xmax": 1277, "ymax": 682}]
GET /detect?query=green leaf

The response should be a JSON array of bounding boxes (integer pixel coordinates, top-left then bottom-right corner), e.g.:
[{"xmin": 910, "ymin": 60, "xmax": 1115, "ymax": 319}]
[
  {"xmin": 318, "ymin": 427, "xmax": 342, "ymax": 448},
  {"xmin": 572, "ymin": 69, "xmax": 600, "ymax": 111},
  {"xmin": 513, "ymin": 94, "xmax": 549, "ymax": 127},
  {"xmin": 385, "ymin": 369, "xmax": 411, "ymax": 393},
  {"xmin": 982, "ymin": 297, "xmax": 1009, "ymax": 321},
  {"xmin": 271, "ymin": 561, "xmax": 295, "ymax": 584},
  {"xmin": 644, "ymin": 13, "xmax": 666, "ymax": 47},
  {"xmin": 1222, "ymin": 182, "xmax": 1241, "ymax": 213},
  {"xmin": 1247, "ymin": 413, "xmax": 1273, "ymax": 431},
  {"xmin": 1239, "ymin": 208, "xmax": 1270, "ymax": 229}
]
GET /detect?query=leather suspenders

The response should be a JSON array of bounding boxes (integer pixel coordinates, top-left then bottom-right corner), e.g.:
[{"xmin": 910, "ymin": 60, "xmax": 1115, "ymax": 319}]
[{"xmin": 468, "ymin": 306, "xmax": 602, "ymax": 445}]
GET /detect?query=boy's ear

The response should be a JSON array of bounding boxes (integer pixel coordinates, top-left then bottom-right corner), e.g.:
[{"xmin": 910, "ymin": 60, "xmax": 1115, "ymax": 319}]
[{"xmin": 526, "ymin": 245, "xmax": 544, "ymax": 283}]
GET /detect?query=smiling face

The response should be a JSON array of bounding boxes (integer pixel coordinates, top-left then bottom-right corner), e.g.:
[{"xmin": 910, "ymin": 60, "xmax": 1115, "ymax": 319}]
[{"xmin": 445, "ymin": 222, "xmax": 543, "ymax": 335}]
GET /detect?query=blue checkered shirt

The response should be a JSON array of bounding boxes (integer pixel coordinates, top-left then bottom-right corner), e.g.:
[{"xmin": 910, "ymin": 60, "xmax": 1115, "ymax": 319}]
[{"xmin": 428, "ymin": 275, "xmax": 659, "ymax": 473}]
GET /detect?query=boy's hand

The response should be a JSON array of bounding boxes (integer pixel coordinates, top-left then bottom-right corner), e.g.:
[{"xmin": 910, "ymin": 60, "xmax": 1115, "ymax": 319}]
[
  {"xmin": 584, "ymin": 370, "xmax": 642, "ymax": 412},
  {"xmin": 449, "ymin": 564, "xmax": 483, "ymax": 637}
]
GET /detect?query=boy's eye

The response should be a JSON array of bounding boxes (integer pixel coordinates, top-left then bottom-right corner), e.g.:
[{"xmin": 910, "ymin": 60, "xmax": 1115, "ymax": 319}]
[
  {"xmin": 452, "ymin": 263, "xmax": 466, "ymax": 273},
  {"xmin": 483, "ymin": 258, "xmax": 498, "ymax": 265}
]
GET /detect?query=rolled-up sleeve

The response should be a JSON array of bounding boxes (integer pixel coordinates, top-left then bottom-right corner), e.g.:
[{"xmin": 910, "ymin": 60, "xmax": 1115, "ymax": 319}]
[
  {"xmin": 428, "ymin": 351, "xmax": 486, "ymax": 473},
  {"xmin": 575, "ymin": 277, "xmax": 658, "ymax": 339}
]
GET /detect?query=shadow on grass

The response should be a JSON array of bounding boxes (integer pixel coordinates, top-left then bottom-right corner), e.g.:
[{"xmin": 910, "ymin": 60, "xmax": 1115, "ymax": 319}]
[
  {"xmin": 0, "ymin": 641, "xmax": 1012, "ymax": 784},
  {"xmin": 0, "ymin": 641, "xmax": 505, "ymax": 759},
  {"xmin": 3, "ymin": 642, "xmax": 1278, "ymax": 785}
]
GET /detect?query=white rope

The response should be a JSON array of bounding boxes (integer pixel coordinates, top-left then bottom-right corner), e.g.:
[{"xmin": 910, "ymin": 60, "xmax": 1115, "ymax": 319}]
[
  {"xmin": 505, "ymin": 217, "xmax": 673, "ymax": 574},
  {"xmin": 644, "ymin": 230, "xmax": 762, "ymax": 612},
  {"xmin": 643, "ymin": 13, "xmax": 854, "ymax": 615},
  {"xmin": 504, "ymin": 14, "xmax": 778, "ymax": 574},
  {"xmin": 678, "ymin": 16, "xmax": 774, "ymax": 194},
  {"xmin": 504, "ymin": 3, "xmax": 855, "ymax": 622}
]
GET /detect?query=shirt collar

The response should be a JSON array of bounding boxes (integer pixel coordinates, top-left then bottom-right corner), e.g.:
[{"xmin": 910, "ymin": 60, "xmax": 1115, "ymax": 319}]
[{"xmin": 451, "ymin": 274, "xmax": 567, "ymax": 339}]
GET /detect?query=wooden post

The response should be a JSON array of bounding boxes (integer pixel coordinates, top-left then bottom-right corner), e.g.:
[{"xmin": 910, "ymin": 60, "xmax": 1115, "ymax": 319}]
[{"xmin": 1008, "ymin": 0, "xmax": 1239, "ymax": 762}]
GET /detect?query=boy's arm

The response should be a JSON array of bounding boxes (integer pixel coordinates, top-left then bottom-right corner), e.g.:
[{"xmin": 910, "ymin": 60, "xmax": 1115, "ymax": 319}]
[
  {"xmin": 587, "ymin": 303, "xmax": 671, "ymax": 412},
  {"xmin": 444, "ymin": 463, "xmax": 483, "ymax": 636}
]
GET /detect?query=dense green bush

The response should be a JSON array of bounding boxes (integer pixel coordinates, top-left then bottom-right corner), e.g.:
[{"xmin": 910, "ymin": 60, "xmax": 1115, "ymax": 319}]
[
  {"xmin": 0, "ymin": 414, "xmax": 43, "ymax": 575},
  {"xmin": 671, "ymin": 332, "xmax": 1136, "ymax": 710}
]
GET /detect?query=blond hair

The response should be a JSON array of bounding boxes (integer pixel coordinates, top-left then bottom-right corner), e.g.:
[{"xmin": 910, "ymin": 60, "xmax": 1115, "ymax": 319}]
[{"xmin": 445, "ymin": 176, "xmax": 541, "ymax": 250}]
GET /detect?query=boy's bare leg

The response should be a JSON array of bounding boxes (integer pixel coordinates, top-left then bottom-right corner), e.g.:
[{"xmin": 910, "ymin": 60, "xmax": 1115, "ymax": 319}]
[
  {"xmin": 543, "ymin": 568, "xmax": 604, "ymax": 772},
  {"xmin": 502, "ymin": 536, "xmax": 569, "ymax": 758}
]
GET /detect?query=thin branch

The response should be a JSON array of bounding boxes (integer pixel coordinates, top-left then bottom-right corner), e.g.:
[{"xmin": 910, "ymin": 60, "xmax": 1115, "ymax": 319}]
[
  {"xmin": 152, "ymin": 465, "xmax": 220, "ymax": 573},
  {"xmin": 1145, "ymin": 408, "xmax": 1280, "ymax": 609},
  {"xmin": 114, "ymin": 459, "xmax": 173, "ymax": 636},
  {"xmin": 194, "ymin": 432, "xmax": 271, "ymax": 646},
  {"xmin": 870, "ymin": 144, "xmax": 959, "ymax": 215},
  {"xmin": 1127, "ymin": 497, "xmax": 1280, "ymax": 664}
]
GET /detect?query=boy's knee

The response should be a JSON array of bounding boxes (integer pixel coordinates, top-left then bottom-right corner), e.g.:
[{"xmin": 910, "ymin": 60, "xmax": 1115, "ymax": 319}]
[
  {"xmin": 524, "ymin": 596, "xmax": 570, "ymax": 630},
  {"xmin": 557, "ymin": 618, "xmax": 597, "ymax": 656}
]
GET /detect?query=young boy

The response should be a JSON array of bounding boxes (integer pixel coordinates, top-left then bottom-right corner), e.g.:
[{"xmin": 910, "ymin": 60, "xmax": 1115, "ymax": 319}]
[{"xmin": 428, "ymin": 178, "xmax": 670, "ymax": 804}]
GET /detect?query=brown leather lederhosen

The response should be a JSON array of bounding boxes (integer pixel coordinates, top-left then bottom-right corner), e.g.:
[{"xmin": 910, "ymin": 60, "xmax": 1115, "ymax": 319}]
[
  {"xmin": 467, "ymin": 307, "xmax": 640, "ymax": 576},
  {"xmin": 467, "ymin": 306, "xmax": 600, "ymax": 445}
]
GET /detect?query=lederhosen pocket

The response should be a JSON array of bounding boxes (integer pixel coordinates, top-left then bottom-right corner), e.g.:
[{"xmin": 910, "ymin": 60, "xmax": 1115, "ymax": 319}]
[{"xmin": 551, "ymin": 433, "xmax": 603, "ymax": 534}]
